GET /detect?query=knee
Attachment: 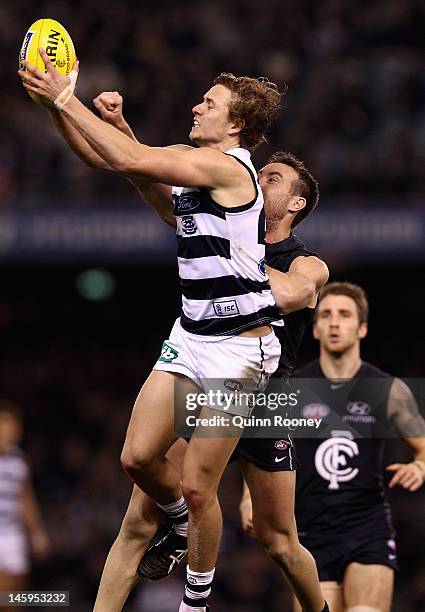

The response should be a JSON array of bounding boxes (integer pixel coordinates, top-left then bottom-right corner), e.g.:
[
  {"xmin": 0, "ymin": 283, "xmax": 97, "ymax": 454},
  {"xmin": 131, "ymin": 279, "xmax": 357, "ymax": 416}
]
[
  {"xmin": 120, "ymin": 444, "xmax": 155, "ymax": 476},
  {"xmin": 181, "ymin": 479, "xmax": 214, "ymax": 515},
  {"xmin": 256, "ymin": 525, "xmax": 300, "ymax": 570}
]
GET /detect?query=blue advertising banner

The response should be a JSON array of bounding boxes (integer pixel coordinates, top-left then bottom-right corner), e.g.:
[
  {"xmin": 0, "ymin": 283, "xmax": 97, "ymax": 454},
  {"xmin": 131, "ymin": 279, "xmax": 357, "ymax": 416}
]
[{"xmin": 0, "ymin": 207, "xmax": 423, "ymax": 264}]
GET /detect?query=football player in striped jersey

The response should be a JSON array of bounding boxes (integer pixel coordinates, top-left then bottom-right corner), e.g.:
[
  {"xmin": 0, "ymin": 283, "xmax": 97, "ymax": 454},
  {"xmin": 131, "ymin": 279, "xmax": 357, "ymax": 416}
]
[{"xmin": 41, "ymin": 82, "xmax": 328, "ymax": 612}]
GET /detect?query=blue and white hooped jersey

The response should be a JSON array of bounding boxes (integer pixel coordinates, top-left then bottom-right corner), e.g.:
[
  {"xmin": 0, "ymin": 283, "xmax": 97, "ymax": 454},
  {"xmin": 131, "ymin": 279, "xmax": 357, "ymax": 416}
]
[
  {"xmin": 172, "ymin": 147, "xmax": 282, "ymax": 336},
  {"xmin": 0, "ymin": 447, "xmax": 29, "ymax": 535}
]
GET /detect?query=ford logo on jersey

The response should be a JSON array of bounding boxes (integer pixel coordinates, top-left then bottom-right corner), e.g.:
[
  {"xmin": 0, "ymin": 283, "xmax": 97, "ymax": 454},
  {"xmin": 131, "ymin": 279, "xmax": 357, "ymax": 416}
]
[
  {"xmin": 177, "ymin": 195, "xmax": 200, "ymax": 213},
  {"xmin": 181, "ymin": 216, "xmax": 198, "ymax": 235}
]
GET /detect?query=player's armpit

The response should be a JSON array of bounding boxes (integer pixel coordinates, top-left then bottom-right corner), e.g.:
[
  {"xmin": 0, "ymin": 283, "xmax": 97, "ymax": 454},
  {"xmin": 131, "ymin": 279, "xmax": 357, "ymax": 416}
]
[
  {"xmin": 128, "ymin": 180, "xmax": 175, "ymax": 228},
  {"xmin": 127, "ymin": 145, "xmax": 194, "ymax": 228},
  {"xmin": 267, "ymin": 256, "xmax": 328, "ymax": 314}
]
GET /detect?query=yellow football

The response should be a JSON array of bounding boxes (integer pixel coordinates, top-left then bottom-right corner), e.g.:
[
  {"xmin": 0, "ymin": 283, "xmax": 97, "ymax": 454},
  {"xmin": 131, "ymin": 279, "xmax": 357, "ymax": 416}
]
[{"xmin": 19, "ymin": 18, "xmax": 76, "ymax": 107}]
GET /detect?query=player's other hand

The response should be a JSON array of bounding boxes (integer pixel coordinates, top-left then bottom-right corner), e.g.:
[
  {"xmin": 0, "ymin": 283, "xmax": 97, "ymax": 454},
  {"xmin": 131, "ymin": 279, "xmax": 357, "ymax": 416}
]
[
  {"xmin": 239, "ymin": 498, "xmax": 257, "ymax": 539},
  {"xmin": 387, "ymin": 462, "xmax": 425, "ymax": 492},
  {"xmin": 93, "ymin": 91, "xmax": 125, "ymax": 127}
]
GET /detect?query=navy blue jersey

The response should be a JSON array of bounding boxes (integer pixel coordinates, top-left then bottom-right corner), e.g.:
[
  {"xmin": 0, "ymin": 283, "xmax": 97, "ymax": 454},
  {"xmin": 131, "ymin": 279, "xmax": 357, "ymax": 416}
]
[
  {"xmin": 294, "ymin": 359, "xmax": 395, "ymax": 543},
  {"xmin": 266, "ymin": 233, "xmax": 320, "ymax": 377}
]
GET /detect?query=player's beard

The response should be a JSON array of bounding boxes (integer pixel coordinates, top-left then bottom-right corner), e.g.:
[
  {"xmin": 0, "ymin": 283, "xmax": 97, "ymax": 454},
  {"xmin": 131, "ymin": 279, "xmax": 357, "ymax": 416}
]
[{"xmin": 265, "ymin": 196, "xmax": 290, "ymax": 232}]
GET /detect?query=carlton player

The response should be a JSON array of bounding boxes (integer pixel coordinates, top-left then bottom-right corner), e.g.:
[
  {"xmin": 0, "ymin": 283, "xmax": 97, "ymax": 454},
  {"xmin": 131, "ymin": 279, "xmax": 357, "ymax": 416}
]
[
  {"xmin": 292, "ymin": 283, "xmax": 425, "ymax": 612},
  {"xmin": 242, "ymin": 282, "xmax": 425, "ymax": 611}
]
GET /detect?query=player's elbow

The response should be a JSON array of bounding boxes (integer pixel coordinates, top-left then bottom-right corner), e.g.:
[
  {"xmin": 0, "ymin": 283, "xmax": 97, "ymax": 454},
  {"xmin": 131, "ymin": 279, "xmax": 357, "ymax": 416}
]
[{"xmin": 274, "ymin": 281, "xmax": 315, "ymax": 314}]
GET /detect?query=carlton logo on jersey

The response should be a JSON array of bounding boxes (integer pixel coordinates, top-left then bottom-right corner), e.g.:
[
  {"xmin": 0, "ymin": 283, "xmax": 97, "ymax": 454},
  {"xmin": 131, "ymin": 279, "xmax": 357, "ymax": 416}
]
[{"xmin": 314, "ymin": 437, "xmax": 360, "ymax": 490}]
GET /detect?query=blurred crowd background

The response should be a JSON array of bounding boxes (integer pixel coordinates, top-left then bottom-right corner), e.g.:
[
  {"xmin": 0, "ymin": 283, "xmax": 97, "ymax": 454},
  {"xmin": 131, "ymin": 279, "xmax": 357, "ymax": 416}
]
[
  {"xmin": 1, "ymin": 0, "xmax": 425, "ymax": 206},
  {"xmin": 1, "ymin": 0, "xmax": 425, "ymax": 610}
]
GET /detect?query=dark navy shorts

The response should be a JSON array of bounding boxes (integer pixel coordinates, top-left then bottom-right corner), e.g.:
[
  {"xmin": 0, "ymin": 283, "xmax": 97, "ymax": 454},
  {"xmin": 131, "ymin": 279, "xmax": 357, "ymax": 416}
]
[
  {"xmin": 230, "ymin": 436, "xmax": 298, "ymax": 471},
  {"xmin": 300, "ymin": 533, "xmax": 399, "ymax": 582}
]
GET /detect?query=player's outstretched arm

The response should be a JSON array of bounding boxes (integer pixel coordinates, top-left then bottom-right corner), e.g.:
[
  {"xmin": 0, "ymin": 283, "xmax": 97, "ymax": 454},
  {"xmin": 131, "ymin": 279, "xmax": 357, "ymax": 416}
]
[
  {"xmin": 92, "ymin": 92, "xmax": 192, "ymax": 227},
  {"xmin": 52, "ymin": 87, "xmax": 189, "ymax": 227},
  {"xmin": 19, "ymin": 51, "xmax": 242, "ymax": 189},
  {"xmin": 267, "ymin": 256, "xmax": 329, "ymax": 314},
  {"xmin": 46, "ymin": 61, "xmax": 112, "ymax": 171},
  {"xmin": 49, "ymin": 107, "xmax": 114, "ymax": 171},
  {"xmin": 49, "ymin": 88, "xmax": 142, "ymax": 171},
  {"xmin": 386, "ymin": 377, "xmax": 425, "ymax": 491}
]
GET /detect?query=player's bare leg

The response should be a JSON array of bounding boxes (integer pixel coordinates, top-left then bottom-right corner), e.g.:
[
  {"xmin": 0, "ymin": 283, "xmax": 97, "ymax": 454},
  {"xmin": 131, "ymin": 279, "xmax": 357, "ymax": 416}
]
[
  {"xmin": 183, "ymin": 437, "xmax": 240, "ymax": 568},
  {"xmin": 120, "ymin": 370, "xmax": 186, "ymax": 503},
  {"xmin": 0, "ymin": 573, "xmax": 26, "ymax": 612},
  {"xmin": 93, "ymin": 487, "xmax": 160, "ymax": 612},
  {"xmin": 179, "ymin": 411, "xmax": 242, "ymax": 610},
  {"xmin": 343, "ymin": 563, "xmax": 393, "ymax": 612},
  {"xmin": 94, "ymin": 439, "xmax": 188, "ymax": 612},
  {"xmin": 241, "ymin": 461, "xmax": 325, "ymax": 612},
  {"xmin": 294, "ymin": 583, "xmax": 343, "ymax": 612}
]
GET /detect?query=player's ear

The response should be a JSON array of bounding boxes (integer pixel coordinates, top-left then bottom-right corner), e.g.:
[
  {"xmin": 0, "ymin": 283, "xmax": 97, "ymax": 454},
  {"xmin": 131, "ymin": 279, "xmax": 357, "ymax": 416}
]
[
  {"xmin": 287, "ymin": 196, "xmax": 306, "ymax": 214},
  {"xmin": 312, "ymin": 322, "xmax": 319, "ymax": 340},
  {"xmin": 358, "ymin": 322, "xmax": 368, "ymax": 339},
  {"xmin": 229, "ymin": 119, "xmax": 244, "ymax": 137}
]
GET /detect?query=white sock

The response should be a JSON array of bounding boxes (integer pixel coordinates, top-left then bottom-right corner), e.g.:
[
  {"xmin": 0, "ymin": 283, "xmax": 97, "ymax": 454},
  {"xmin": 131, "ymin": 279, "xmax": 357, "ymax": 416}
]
[
  {"xmin": 157, "ymin": 496, "xmax": 188, "ymax": 536},
  {"xmin": 178, "ymin": 604, "xmax": 207, "ymax": 612},
  {"xmin": 180, "ymin": 566, "xmax": 215, "ymax": 610}
]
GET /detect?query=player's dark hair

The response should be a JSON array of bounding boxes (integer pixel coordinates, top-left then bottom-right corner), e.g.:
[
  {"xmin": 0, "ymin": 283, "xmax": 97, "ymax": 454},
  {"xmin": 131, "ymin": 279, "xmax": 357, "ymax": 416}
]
[
  {"xmin": 213, "ymin": 73, "xmax": 282, "ymax": 151},
  {"xmin": 266, "ymin": 151, "xmax": 319, "ymax": 228},
  {"xmin": 319, "ymin": 282, "xmax": 369, "ymax": 324}
]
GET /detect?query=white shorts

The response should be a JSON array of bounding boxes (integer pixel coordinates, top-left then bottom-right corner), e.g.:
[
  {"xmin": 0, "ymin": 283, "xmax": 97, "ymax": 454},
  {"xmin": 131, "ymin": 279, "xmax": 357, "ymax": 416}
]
[
  {"xmin": 153, "ymin": 318, "xmax": 281, "ymax": 417},
  {"xmin": 0, "ymin": 531, "xmax": 29, "ymax": 575}
]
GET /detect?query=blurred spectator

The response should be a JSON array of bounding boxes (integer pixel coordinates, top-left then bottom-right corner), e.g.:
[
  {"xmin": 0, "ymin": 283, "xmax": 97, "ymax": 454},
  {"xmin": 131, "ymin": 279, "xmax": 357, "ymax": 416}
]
[{"xmin": 0, "ymin": 401, "xmax": 50, "ymax": 611}]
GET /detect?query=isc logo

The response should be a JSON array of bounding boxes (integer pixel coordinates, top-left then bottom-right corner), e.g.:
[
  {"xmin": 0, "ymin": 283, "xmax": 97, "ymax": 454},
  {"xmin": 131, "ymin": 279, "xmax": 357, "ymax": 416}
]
[{"xmin": 213, "ymin": 300, "xmax": 240, "ymax": 317}]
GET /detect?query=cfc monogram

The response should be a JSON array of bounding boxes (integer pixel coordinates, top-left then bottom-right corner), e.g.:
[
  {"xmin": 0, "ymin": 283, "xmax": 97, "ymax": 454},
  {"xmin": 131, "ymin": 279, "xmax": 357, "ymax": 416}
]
[{"xmin": 314, "ymin": 437, "xmax": 360, "ymax": 490}]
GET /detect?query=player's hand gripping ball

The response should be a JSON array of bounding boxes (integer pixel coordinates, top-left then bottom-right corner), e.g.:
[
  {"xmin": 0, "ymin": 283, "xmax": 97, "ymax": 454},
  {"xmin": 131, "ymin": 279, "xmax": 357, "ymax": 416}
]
[{"xmin": 19, "ymin": 18, "xmax": 76, "ymax": 107}]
